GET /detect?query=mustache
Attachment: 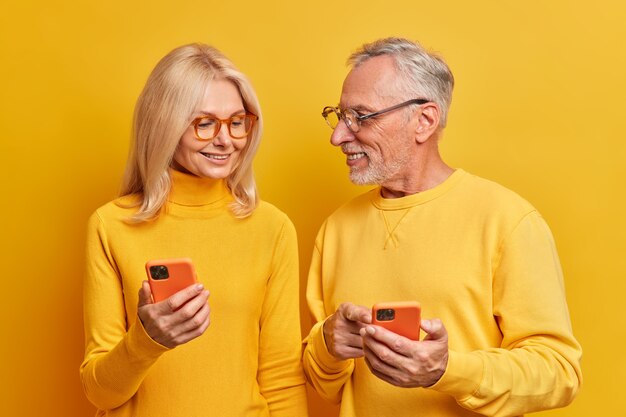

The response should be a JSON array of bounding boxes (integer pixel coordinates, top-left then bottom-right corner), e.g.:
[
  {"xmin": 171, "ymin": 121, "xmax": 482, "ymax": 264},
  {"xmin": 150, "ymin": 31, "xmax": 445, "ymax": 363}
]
[{"xmin": 341, "ymin": 144, "xmax": 366, "ymax": 154}]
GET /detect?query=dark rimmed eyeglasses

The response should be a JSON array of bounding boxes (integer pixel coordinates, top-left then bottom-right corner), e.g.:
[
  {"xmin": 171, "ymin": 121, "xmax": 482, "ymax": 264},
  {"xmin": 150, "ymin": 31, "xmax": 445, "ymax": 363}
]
[
  {"xmin": 191, "ymin": 113, "xmax": 258, "ymax": 141},
  {"xmin": 322, "ymin": 99, "xmax": 429, "ymax": 133}
]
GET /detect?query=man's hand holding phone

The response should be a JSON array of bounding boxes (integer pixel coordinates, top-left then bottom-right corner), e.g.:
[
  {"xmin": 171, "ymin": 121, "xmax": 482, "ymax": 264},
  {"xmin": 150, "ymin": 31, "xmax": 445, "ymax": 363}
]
[
  {"xmin": 323, "ymin": 302, "xmax": 372, "ymax": 360},
  {"xmin": 360, "ymin": 316, "xmax": 449, "ymax": 388}
]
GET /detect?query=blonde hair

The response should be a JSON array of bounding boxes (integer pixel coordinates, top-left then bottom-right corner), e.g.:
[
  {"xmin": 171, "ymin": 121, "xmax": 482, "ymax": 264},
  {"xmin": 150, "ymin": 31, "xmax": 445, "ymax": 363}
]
[
  {"xmin": 120, "ymin": 43, "xmax": 263, "ymax": 222},
  {"xmin": 348, "ymin": 37, "xmax": 454, "ymax": 127}
]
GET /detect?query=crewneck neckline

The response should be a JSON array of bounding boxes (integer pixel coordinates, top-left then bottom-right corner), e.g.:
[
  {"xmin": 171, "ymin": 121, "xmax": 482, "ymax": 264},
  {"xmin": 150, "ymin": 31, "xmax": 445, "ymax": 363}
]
[
  {"xmin": 167, "ymin": 169, "xmax": 231, "ymax": 207},
  {"xmin": 371, "ymin": 169, "xmax": 467, "ymax": 211}
]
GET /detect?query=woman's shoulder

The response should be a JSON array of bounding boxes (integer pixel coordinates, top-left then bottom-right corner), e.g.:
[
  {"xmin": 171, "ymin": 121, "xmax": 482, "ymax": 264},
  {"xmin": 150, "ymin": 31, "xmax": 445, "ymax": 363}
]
[
  {"xmin": 246, "ymin": 200, "xmax": 297, "ymax": 236},
  {"xmin": 252, "ymin": 200, "xmax": 292, "ymax": 224},
  {"xmin": 89, "ymin": 194, "xmax": 141, "ymax": 224}
]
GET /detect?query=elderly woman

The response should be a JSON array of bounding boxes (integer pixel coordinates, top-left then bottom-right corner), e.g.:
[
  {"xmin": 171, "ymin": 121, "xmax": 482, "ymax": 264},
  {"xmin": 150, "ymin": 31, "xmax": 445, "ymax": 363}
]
[{"xmin": 80, "ymin": 43, "xmax": 307, "ymax": 417}]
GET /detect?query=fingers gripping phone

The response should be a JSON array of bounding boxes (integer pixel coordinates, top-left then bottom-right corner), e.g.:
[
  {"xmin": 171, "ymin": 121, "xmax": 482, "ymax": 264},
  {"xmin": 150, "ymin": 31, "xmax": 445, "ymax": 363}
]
[
  {"xmin": 145, "ymin": 258, "xmax": 198, "ymax": 303},
  {"xmin": 372, "ymin": 301, "xmax": 422, "ymax": 340}
]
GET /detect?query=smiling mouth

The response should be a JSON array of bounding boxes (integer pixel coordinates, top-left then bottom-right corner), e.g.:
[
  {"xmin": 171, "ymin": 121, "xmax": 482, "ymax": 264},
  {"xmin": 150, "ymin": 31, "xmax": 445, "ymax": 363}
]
[
  {"xmin": 200, "ymin": 152, "xmax": 229, "ymax": 160},
  {"xmin": 347, "ymin": 152, "xmax": 366, "ymax": 160}
]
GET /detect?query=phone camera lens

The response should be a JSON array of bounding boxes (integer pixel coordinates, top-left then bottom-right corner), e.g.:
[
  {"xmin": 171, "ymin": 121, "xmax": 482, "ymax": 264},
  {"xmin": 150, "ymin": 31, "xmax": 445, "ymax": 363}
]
[
  {"xmin": 150, "ymin": 265, "xmax": 169, "ymax": 280},
  {"xmin": 377, "ymin": 308, "xmax": 395, "ymax": 321}
]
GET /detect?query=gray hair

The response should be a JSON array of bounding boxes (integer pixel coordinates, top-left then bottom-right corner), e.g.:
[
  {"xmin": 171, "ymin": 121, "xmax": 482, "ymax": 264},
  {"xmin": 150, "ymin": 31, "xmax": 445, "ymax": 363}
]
[{"xmin": 348, "ymin": 37, "xmax": 454, "ymax": 127}]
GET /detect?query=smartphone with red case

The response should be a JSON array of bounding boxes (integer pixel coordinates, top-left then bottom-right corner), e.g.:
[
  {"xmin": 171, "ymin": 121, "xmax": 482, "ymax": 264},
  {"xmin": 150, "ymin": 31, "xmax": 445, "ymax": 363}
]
[
  {"xmin": 145, "ymin": 258, "xmax": 197, "ymax": 303},
  {"xmin": 372, "ymin": 301, "xmax": 422, "ymax": 340}
]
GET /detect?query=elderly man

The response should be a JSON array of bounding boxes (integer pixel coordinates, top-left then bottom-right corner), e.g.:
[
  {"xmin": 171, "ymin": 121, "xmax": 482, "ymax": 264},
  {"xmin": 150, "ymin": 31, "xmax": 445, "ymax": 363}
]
[{"xmin": 302, "ymin": 37, "xmax": 582, "ymax": 417}]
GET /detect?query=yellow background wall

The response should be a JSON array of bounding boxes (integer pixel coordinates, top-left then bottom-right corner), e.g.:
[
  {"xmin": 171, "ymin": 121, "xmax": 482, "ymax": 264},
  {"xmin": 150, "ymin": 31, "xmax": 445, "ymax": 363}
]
[{"xmin": 1, "ymin": 1, "xmax": 624, "ymax": 415}]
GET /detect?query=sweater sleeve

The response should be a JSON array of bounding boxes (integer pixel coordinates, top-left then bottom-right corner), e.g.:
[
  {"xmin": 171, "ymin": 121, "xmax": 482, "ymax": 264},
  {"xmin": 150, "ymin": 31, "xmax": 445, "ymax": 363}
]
[
  {"xmin": 430, "ymin": 211, "xmax": 583, "ymax": 416},
  {"xmin": 302, "ymin": 225, "xmax": 355, "ymax": 404},
  {"xmin": 257, "ymin": 218, "xmax": 308, "ymax": 416},
  {"xmin": 80, "ymin": 212, "xmax": 169, "ymax": 410}
]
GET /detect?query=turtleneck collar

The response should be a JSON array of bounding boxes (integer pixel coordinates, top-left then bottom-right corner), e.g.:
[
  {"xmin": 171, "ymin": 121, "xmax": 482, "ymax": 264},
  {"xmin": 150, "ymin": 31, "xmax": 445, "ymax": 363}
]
[
  {"xmin": 371, "ymin": 169, "xmax": 467, "ymax": 210},
  {"xmin": 167, "ymin": 168, "xmax": 231, "ymax": 207}
]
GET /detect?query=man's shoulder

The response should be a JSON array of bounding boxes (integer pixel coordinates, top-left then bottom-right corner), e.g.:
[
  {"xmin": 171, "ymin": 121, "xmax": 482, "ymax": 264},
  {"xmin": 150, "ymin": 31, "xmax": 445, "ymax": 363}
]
[
  {"xmin": 460, "ymin": 171, "xmax": 537, "ymax": 216},
  {"xmin": 326, "ymin": 188, "xmax": 378, "ymax": 221},
  {"xmin": 312, "ymin": 189, "xmax": 377, "ymax": 240}
]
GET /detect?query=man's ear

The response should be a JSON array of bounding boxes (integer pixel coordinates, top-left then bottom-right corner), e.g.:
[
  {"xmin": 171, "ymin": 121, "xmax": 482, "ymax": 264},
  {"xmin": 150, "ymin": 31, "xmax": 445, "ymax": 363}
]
[{"xmin": 415, "ymin": 103, "xmax": 440, "ymax": 144}]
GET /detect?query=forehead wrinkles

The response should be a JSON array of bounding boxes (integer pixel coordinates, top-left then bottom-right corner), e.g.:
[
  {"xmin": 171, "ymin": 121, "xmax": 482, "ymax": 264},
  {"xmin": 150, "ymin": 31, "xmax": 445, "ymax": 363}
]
[
  {"xmin": 340, "ymin": 58, "xmax": 403, "ymax": 110},
  {"xmin": 340, "ymin": 84, "xmax": 394, "ymax": 112}
]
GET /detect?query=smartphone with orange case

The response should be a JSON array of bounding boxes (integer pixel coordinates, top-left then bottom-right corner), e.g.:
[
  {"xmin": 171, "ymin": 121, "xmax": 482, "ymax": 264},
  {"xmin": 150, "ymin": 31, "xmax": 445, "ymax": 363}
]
[
  {"xmin": 372, "ymin": 301, "xmax": 422, "ymax": 340},
  {"xmin": 145, "ymin": 258, "xmax": 197, "ymax": 303}
]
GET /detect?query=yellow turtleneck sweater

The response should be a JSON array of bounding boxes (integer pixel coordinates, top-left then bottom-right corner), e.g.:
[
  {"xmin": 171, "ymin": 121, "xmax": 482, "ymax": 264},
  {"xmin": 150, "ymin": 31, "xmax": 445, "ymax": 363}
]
[
  {"xmin": 303, "ymin": 169, "xmax": 582, "ymax": 417},
  {"xmin": 81, "ymin": 169, "xmax": 307, "ymax": 417}
]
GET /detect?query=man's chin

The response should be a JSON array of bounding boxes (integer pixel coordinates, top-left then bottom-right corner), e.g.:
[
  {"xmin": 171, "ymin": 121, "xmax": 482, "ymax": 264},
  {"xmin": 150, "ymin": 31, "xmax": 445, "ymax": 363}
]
[{"xmin": 349, "ymin": 169, "xmax": 380, "ymax": 186}]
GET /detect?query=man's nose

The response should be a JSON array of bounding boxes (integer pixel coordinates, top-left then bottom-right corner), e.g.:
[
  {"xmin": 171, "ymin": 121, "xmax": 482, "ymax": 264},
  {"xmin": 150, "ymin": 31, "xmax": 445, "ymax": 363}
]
[{"xmin": 330, "ymin": 120, "xmax": 355, "ymax": 147}]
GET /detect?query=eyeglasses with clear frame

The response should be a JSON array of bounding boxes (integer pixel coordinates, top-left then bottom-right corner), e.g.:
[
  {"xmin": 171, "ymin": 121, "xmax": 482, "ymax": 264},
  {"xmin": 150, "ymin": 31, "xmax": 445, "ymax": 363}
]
[
  {"xmin": 321, "ymin": 99, "xmax": 429, "ymax": 133},
  {"xmin": 191, "ymin": 113, "xmax": 258, "ymax": 141}
]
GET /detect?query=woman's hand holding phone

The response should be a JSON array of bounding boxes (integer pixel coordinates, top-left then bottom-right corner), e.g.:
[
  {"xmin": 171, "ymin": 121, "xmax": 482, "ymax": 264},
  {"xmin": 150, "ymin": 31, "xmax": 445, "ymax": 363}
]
[
  {"xmin": 138, "ymin": 258, "xmax": 210, "ymax": 349},
  {"xmin": 137, "ymin": 281, "xmax": 210, "ymax": 348}
]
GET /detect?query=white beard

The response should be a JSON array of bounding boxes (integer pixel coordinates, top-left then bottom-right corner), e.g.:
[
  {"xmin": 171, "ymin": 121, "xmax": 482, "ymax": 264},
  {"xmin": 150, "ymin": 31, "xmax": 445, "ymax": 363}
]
[{"xmin": 348, "ymin": 150, "xmax": 410, "ymax": 186}]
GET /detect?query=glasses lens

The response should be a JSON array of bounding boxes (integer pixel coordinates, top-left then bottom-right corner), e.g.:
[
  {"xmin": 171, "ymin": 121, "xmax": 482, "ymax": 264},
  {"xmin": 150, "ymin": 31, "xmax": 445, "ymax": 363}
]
[
  {"xmin": 195, "ymin": 117, "xmax": 219, "ymax": 140},
  {"xmin": 323, "ymin": 107, "xmax": 339, "ymax": 129},
  {"xmin": 229, "ymin": 114, "xmax": 254, "ymax": 138},
  {"xmin": 344, "ymin": 109, "xmax": 360, "ymax": 133}
]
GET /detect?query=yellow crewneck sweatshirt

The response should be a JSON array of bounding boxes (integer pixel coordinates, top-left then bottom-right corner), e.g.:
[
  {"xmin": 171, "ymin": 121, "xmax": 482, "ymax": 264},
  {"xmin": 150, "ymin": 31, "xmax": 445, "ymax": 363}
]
[
  {"xmin": 303, "ymin": 169, "xmax": 582, "ymax": 417},
  {"xmin": 81, "ymin": 169, "xmax": 307, "ymax": 417}
]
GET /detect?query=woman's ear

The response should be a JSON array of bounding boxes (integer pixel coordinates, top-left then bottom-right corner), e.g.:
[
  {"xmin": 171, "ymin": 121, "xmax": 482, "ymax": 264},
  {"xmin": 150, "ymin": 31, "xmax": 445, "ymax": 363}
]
[{"xmin": 415, "ymin": 103, "xmax": 441, "ymax": 144}]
